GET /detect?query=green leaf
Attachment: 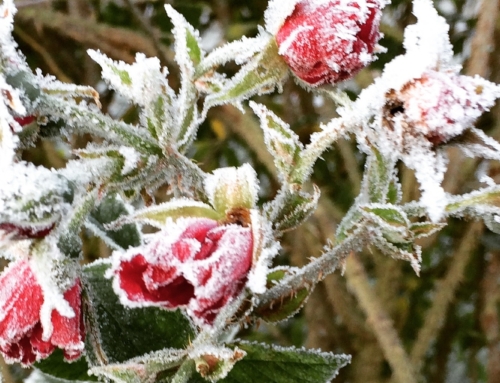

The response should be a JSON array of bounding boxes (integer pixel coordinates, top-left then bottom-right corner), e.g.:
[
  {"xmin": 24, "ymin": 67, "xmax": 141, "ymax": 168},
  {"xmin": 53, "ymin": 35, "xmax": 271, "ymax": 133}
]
[
  {"xmin": 186, "ymin": 30, "xmax": 202, "ymax": 66},
  {"xmin": 35, "ymin": 349, "xmax": 98, "ymax": 381},
  {"xmin": 203, "ymin": 37, "xmax": 288, "ymax": 114},
  {"xmin": 362, "ymin": 205, "xmax": 409, "ymax": 228},
  {"xmin": 111, "ymin": 66, "xmax": 132, "ymax": 86},
  {"xmin": 58, "ymin": 190, "xmax": 98, "ymax": 259},
  {"xmin": 189, "ymin": 342, "xmax": 350, "ymax": 383},
  {"xmin": 253, "ymin": 269, "xmax": 311, "ymax": 323},
  {"xmin": 446, "ymin": 187, "xmax": 500, "ymax": 213},
  {"xmin": 362, "ymin": 147, "xmax": 397, "ymax": 204},
  {"xmin": 83, "ymin": 263, "xmax": 195, "ymax": 365},
  {"xmin": 249, "ymin": 102, "xmax": 303, "ymax": 182},
  {"xmin": 410, "ymin": 221, "xmax": 445, "ymax": 239},
  {"xmin": 266, "ymin": 186, "xmax": 320, "ymax": 233},
  {"xmin": 87, "ymin": 193, "xmax": 141, "ymax": 250},
  {"xmin": 110, "ymin": 200, "xmax": 221, "ymax": 229}
]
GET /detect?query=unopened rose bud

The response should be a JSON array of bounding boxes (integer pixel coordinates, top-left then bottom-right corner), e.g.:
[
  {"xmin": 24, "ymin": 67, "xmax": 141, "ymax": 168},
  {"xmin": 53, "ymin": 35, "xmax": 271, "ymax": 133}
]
[
  {"xmin": 383, "ymin": 70, "xmax": 500, "ymax": 145},
  {"xmin": 275, "ymin": 0, "xmax": 384, "ymax": 86}
]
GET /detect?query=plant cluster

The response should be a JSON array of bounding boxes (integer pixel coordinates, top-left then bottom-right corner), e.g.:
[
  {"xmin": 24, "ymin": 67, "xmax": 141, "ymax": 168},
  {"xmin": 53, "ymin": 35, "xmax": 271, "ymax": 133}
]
[{"xmin": 1, "ymin": 0, "xmax": 500, "ymax": 382}]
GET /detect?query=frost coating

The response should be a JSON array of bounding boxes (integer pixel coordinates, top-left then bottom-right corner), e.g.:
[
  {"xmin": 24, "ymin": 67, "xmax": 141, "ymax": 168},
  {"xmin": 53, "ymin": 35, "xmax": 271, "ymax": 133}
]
[
  {"xmin": 109, "ymin": 217, "xmax": 253, "ymax": 327},
  {"xmin": 0, "ymin": 163, "xmax": 72, "ymax": 238},
  {"xmin": 0, "ymin": 260, "xmax": 84, "ymax": 366},
  {"xmin": 274, "ymin": 0, "xmax": 386, "ymax": 86}
]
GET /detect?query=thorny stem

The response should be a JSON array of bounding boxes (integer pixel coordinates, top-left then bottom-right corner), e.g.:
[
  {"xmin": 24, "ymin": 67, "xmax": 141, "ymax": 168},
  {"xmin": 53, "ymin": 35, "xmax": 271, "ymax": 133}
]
[{"xmin": 258, "ymin": 224, "xmax": 368, "ymax": 307}]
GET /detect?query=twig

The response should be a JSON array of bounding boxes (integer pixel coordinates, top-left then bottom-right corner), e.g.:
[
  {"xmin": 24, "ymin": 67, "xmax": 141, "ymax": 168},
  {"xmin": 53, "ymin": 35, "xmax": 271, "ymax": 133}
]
[
  {"xmin": 410, "ymin": 221, "xmax": 484, "ymax": 374},
  {"xmin": 122, "ymin": 0, "xmax": 171, "ymax": 66},
  {"xmin": 480, "ymin": 251, "xmax": 500, "ymax": 383},
  {"xmin": 15, "ymin": 8, "xmax": 169, "ymax": 64},
  {"xmin": 14, "ymin": 26, "xmax": 72, "ymax": 83},
  {"xmin": 345, "ymin": 253, "xmax": 417, "ymax": 383},
  {"xmin": 467, "ymin": 0, "xmax": 500, "ymax": 78},
  {"xmin": 0, "ymin": 356, "xmax": 14, "ymax": 383},
  {"xmin": 258, "ymin": 225, "xmax": 367, "ymax": 306}
]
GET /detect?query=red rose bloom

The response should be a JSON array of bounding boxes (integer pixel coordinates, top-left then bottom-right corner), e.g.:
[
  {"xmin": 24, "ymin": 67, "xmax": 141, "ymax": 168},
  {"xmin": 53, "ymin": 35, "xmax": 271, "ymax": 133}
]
[
  {"xmin": 276, "ymin": 0, "xmax": 383, "ymax": 86},
  {"xmin": 0, "ymin": 260, "xmax": 84, "ymax": 366},
  {"xmin": 112, "ymin": 217, "xmax": 253, "ymax": 326}
]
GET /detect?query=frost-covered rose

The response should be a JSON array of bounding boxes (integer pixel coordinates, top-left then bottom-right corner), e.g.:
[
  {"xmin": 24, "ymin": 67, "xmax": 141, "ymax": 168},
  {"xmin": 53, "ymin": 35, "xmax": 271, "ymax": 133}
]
[
  {"xmin": 384, "ymin": 70, "xmax": 500, "ymax": 145},
  {"xmin": 0, "ymin": 260, "xmax": 84, "ymax": 365},
  {"xmin": 275, "ymin": 0, "xmax": 384, "ymax": 86},
  {"xmin": 111, "ymin": 217, "xmax": 253, "ymax": 326}
]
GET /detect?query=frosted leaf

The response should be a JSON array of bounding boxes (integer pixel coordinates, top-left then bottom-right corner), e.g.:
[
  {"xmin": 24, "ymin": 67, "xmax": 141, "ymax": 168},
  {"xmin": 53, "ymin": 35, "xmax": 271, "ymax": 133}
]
[
  {"xmin": 164, "ymin": 5, "xmax": 204, "ymax": 150},
  {"xmin": 35, "ymin": 71, "xmax": 100, "ymax": 107},
  {"xmin": 0, "ymin": 74, "xmax": 25, "ymax": 167},
  {"xmin": 0, "ymin": 0, "xmax": 27, "ymax": 68},
  {"xmin": 89, "ymin": 348, "xmax": 187, "ymax": 382},
  {"xmin": 109, "ymin": 198, "xmax": 220, "ymax": 229},
  {"xmin": 370, "ymin": 229, "xmax": 422, "ymax": 275},
  {"xmin": 296, "ymin": 117, "xmax": 346, "ymax": 184},
  {"xmin": 61, "ymin": 155, "xmax": 117, "ymax": 187},
  {"xmin": 118, "ymin": 146, "xmax": 140, "ymax": 175},
  {"xmin": 249, "ymin": 101, "xmax": 303, "ymax": 182},
  {"xmin": 453, "ymin": 128, "xmax": 500, "ymax": 161},
  {"xmin": 88, "ymin": 50, "xmax": 174, "ymax": 109},
  {"xmin": 202, "ymin": 36, "xmax": 289, "ymax": 116},
  {"xmin": 0, "ymin": 162, "xmax": 71, "ymax": 228},
  {"xmin": 404, "ymin": 142, "xmax": 449, "ymax": 222},
  {"xmin": 165, "ymin": 5, "xmax": 205, "ymax": 78},
  {"xmin": 196, "ymin": 35, "xmax": 270, "ymax": 77}
]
